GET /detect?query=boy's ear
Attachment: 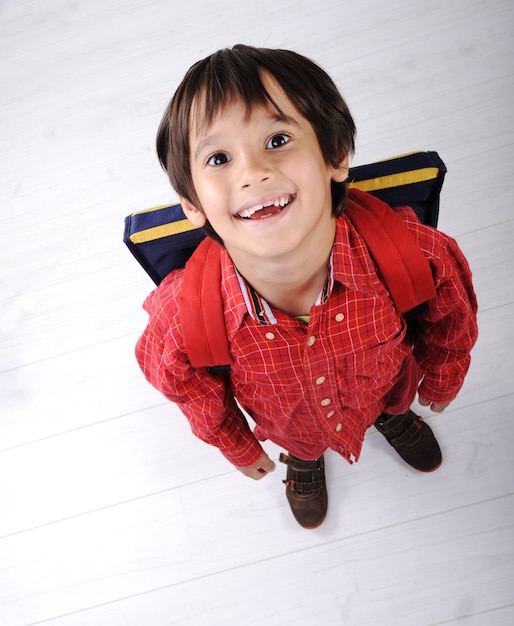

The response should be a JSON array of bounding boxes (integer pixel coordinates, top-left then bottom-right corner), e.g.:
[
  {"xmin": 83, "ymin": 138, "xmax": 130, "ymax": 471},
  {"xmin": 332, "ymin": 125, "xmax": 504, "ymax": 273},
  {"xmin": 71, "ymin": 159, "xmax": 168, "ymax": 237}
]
[
  {"xmin": 331, "ymin": 153, "xmax": 350, "ymax": 183},
  {"xmin": 180, "ymin": 196, "xmax": 207, "ymax": 228}
]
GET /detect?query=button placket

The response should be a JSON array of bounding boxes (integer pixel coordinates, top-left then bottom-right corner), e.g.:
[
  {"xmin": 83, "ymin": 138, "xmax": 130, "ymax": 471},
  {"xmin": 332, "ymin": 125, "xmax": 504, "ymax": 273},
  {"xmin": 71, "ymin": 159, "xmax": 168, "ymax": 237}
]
[{"xmin": 304, "ymin": 315, "xmax": 338, "ymax": 424}]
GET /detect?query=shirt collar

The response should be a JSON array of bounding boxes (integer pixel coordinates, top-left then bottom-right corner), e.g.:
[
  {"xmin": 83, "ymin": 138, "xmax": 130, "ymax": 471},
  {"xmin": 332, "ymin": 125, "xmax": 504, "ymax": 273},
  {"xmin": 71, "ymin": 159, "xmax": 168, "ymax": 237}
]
[{"xmin": 235, "ymin": 269, "xmax": 277, "ymax": 325}]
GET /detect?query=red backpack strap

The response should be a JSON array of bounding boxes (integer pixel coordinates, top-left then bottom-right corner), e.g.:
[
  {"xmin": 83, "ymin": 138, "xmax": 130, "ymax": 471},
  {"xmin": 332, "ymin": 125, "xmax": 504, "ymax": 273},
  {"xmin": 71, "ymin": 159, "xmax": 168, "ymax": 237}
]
[
  {"xmin": 345, "ymin": 188, "xmax": 436, "ymax": 315},
  {"xmin": 180, "ymin": 237, "xmax": 233, "ymax": 368}
]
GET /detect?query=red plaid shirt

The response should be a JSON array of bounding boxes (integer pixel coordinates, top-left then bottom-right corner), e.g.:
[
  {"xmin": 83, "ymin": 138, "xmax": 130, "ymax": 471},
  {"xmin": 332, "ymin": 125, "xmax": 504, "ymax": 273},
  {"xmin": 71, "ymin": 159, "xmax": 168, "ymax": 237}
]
[{"xmin": 136, "ymin": 206, "xmax": 477, "ymax": 467}]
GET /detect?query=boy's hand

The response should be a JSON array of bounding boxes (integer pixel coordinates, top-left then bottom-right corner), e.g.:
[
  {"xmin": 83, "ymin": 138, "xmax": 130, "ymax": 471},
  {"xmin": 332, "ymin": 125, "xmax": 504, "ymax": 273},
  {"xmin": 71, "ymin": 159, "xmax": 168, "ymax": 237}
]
[
  {"xmin": 418, "ymin": 397, "xmax": 453, "ymax": 413},
  {"xmin": 235, "ymin": 453, "xmax": 276, "ymax": 480}
]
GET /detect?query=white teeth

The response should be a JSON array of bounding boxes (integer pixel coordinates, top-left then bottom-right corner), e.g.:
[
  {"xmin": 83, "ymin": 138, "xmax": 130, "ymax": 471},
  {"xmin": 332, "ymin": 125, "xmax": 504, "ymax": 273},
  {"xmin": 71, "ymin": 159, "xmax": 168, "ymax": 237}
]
[
  {"xmin": 238, "ymin": 195, "xmax": 291, "ymax": 219},
  {"xmin": 274, "ymin": 196, "xmax": 289, "ymax": 207}
]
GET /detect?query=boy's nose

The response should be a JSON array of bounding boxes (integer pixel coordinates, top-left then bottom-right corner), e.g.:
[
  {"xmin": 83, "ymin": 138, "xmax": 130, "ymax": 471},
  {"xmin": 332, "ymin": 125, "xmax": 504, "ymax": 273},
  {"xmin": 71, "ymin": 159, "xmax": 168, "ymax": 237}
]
[{"xmin": 239, "ymin": 151, "xmax": 272, "ymax": 188}]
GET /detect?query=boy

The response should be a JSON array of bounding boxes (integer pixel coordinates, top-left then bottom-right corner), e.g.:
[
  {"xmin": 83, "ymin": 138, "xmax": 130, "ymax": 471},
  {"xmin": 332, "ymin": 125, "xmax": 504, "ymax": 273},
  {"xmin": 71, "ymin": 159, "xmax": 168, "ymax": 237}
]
[{"xmin": 136, "ymin": 45, "xmax": 478, "ymax": 529}]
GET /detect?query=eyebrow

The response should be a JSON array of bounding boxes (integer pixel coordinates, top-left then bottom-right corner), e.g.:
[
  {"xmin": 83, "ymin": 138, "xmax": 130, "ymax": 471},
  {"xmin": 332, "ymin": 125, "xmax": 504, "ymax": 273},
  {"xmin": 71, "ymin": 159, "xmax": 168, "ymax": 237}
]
[
  {"xmin": 192, "ymin": 111, "xmax": 300, "ymax": 162},
  {"xmin": 193, "ymin": 135, "xmax": 222, "ymax": 162},
  {"xmin": 268, "ymin": 111, "xmax": 300, "ymax": 127}
]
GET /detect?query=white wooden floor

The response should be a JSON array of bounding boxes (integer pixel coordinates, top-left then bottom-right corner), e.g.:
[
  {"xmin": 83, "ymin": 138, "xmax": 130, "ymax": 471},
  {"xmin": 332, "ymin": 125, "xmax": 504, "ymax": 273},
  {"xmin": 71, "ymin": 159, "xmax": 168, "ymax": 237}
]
[{"xmin": 1, "ymin": 1, "xmax": 513, "ymax": 624}]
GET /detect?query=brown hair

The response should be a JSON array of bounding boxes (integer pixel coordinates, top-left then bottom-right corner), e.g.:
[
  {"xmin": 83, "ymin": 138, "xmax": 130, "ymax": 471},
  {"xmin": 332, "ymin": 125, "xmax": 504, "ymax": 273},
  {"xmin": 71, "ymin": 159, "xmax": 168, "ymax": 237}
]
[{"xmin": 156, "ymin": 44, "xmax": 356, "ymax": 241}]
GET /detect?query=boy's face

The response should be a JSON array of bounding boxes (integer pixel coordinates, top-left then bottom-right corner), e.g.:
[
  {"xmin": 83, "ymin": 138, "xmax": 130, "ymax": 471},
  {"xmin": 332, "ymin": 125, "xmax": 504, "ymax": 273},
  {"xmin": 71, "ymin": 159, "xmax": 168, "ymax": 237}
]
[{"xmin": 180, "ymin": 73, "xmax": 348, "ymax": 265}]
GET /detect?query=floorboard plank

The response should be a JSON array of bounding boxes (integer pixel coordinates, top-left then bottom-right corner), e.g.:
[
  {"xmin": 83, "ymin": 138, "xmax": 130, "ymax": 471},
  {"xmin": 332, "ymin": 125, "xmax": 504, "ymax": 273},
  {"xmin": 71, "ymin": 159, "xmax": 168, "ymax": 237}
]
[{"xmin": 12, "ymin": 496, "xmax": 512, "ymax": 626}]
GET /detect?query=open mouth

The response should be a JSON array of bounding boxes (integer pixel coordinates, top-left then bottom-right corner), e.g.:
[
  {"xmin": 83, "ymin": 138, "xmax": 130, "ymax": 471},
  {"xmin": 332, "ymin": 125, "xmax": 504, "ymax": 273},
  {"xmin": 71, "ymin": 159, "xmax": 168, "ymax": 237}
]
[{"xmin": 237, "ymin": 194, "xmax": 295, "ymax": 220}]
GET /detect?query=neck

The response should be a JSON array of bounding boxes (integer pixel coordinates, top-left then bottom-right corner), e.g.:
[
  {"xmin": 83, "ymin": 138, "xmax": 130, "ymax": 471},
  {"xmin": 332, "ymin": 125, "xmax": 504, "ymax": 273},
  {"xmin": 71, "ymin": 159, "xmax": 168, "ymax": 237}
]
[{"xmin": 228, "ymin": 225, "xmax": 335, "ymax": 317}]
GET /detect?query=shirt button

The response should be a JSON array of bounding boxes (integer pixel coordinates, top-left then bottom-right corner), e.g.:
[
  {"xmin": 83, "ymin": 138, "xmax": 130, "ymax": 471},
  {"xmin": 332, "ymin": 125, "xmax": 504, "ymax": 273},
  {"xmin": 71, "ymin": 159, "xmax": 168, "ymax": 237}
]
[
  {"xmin": 265, "ymin": 332, "xmax": 275, "ymax": 340},
  {"xmin": 307, "ymin": 336, "xmax": 316, "ymax": 346},
  {"xmin": 320, "ymin": 398, "xmax": 331, "ymax": 407},
  {"xmin": 326, "ymin": 410, "xmax": 335, "ymax": 418},
  {"xmin": 335, "ymin": 313, "xmax": 345, "ymax": 322},
  {"xmin": 336, "ymin": 423, "xmax": 343, "ymax": 432},
  {"xmin": 316, "ymin": 376, "xmax": 326, "ymax": 385}
]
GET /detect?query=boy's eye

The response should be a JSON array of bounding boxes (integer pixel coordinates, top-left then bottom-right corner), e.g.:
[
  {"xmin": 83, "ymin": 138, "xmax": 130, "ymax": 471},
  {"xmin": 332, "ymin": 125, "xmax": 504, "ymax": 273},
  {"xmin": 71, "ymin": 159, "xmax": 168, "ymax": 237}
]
[
  {"xmin": 266, "ymin": 134, "xmax": 290, "ymax": 149},
  {"xmin": 207, "ymin": 153, "xmax": 230, "ymax": 166}
]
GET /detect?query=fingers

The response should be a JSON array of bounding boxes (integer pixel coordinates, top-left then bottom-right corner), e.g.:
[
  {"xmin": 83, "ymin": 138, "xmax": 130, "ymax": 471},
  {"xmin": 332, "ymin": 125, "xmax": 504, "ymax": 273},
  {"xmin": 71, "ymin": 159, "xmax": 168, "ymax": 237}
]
[
  {"xmin": 430, "ymin": 401, "xmax": 451, "ymax": 413},
  {"xmin": 236, "ymin": 453, "xmax": 276, "ymax": 480},
  {"xmin": 418, "ymin": 397, "xmax": 452, "ymax": 413},
  {"xmin": 256, "ymin": 455, "xmax": 276, "ymax": 476}
]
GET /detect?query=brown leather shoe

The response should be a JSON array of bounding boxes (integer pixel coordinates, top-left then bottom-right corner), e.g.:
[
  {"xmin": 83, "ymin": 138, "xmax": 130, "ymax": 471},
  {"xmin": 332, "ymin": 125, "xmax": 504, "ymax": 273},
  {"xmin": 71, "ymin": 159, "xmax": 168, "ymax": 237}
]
[
  {"xmin": 374, "ymin": 409, "xmax": 442, "ymax": 472},
  {"xmin": 279, "ymin": 453, "xmax": 328, "ymax": 529}
]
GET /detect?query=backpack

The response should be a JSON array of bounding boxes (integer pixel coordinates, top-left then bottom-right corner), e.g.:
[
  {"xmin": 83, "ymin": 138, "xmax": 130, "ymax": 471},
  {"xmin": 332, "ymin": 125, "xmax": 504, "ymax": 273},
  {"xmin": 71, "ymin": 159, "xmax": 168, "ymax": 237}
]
[{"xmin": 124, "ymin": 151, "xmax": 446, "ymax": 369}]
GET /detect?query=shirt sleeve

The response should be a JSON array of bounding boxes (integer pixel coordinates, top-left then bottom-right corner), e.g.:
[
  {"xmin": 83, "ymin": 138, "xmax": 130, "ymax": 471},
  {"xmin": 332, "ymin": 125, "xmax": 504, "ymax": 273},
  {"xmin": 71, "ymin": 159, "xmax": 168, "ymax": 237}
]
[
  {"xmin": 400, "ymin": 210, "xmax": 479, "ymax": 404},
  {"xmin": 135, "ymin": 271, "xmax": 264, "ymax": 467}
]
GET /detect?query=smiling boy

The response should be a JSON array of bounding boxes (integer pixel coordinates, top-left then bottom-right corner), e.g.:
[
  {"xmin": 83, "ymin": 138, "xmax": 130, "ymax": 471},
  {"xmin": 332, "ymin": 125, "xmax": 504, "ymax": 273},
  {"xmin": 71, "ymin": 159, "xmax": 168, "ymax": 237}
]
[
  {"xmin": 183, "ymin": 72, "xmax": 347, "ymax": 330},
  {"xmin": 136, "ymin": 45, "xmax": 478, "ymax": 529}
]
